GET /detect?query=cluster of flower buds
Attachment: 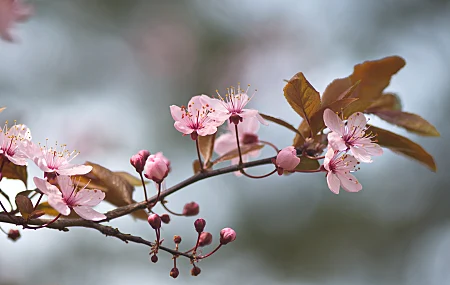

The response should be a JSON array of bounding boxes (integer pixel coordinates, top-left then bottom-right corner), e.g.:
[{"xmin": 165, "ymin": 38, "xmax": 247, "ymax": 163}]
[{"xmin": 146, "ymin": 215, "xmax": 236, "ymax": 278}]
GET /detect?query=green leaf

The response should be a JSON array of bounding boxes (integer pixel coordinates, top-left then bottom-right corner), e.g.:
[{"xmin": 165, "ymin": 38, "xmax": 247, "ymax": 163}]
[
  {"xmin": 369, "ymin": 125, "xmax": 437, "ymax": 171},
  {"xmin": 259, "ymin": 113, "xmax": 303, "ymax": 136},
  {"xmin": 0, "ymin": 156, "xmax": 27, "ymax": 187},
  {"xmin": 283, "ymin": 72, "xmax": 321, "ymax": 130}
]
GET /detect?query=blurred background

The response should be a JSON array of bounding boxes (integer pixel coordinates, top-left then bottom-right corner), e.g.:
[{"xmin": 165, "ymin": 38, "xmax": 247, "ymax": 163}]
[{"xmin": 0, "ymin": 0, "xmax": 449, "ymax": 284}]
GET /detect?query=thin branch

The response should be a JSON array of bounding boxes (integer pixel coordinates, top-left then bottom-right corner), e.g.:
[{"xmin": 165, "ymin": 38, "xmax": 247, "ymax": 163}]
[{"xmin": 0, "ymin": 214, "xmax": 194, "ymax": 259}]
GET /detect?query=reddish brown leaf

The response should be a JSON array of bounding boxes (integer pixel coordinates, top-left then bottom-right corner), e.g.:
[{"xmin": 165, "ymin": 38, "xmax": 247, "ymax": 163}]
[
  {"xmin": 198, "ymin": 133, "xmax": 216, "ymax": 166},
  {"xmin": 192, "ymin": 159, "xmax": 202, "ymax": 174},
  {"xmin": 321, "ymin": 78, "xmax": 360, "ymax": 107},
  {"xmin": 212, "ymin": 144, "xmax": 264, "ymax": 165},
  {"xmin": 0, "ymin": 156, "xmax": 27, "ymax": 187},
  {"xmin": 283, "ymin": 72, "xmax": 321, "ymax": 130},
  {"xmin": 369, "ymin": 125, "xmax": 436, "ymax": 171},
  {"xmin": 321, "ymin": 56, "xmax": 405, "ymax": 114},
  {"xmin": 370, "ymin": 110, "xmax": 439, "ymax": 137},
  {"xmin": 15, "ymin": 194, "xmax": 34, "ymax": 219},
  {"xmin": 114, "ymin": 171, "xmax": 145, "ymax": 187},
  {"xmin": 366, "ymin": 93, "xmax": 402, "ymax": 112},
  {"xmin": 310, "ymin": 98, "xmax": 359, "ymax": 134},
  {"xmin": 74, "ymin": 162, "xmax": 148, "ymax": 220}
]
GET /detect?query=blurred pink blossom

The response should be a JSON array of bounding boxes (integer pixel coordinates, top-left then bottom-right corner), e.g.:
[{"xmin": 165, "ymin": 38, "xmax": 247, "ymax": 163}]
[
  {"xmin": 0, "ymin": 0, "xmax": 32, "ymax": 42},
  {"xmin": 0, "ymin": 123, "xmax": 31, "ymax": 165}
]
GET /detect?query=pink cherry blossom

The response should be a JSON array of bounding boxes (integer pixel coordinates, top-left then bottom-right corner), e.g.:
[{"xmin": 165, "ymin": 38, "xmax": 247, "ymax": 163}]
[
  {"xmin": 33, "ymin": 175, "xmax": 106, "ymax": 221},
  {"xmin": 0, "ymin": 0, "xmax": 32, "ymax": 42},
  {"xmin": 130, "ymin": 149, "xmax": 150, "ymax": 173},
  {"xmin": 323, "ymin": 109, "xmax": 383, "ymax": 163},
  {"xmin": 214, "ymin": 116, "xmax": 261, "ymax": 175},
  {"xmin": 323, "ymin": 148, "xmax": 362, "ymax": 194},
  {"xmin": 0, "ymin": 122, "xmax": 32, "ymax": 166},
  {"xmin": 275, "ymin": 146, "xmax": 300, "ymax": 175},
  {"xmin": 170, "ymin": 95, "xmax": 222, "ymax": 139},
  {"xmin": 208, "ymin": 84, "xmax": 267, "ymax": 125},
  {"xmin": 27, "ymin": 142, "xmax": 92, "ymax": 176},
  {"xmin": 144, "ymin": 152, "xmax": 170, "ymax": 183}
]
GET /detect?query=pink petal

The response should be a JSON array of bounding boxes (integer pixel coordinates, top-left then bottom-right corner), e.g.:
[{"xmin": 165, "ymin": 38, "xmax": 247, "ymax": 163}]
[
  {"xmin": 239, "ymin": 116, "xmax": 260, "ymax": 134},
  {"xmin": 327, "ymin": 132, "xmax": 347, "ymax": 152},
  {"xmin": 214, "ymin": 133, "xmax": 236, "ymax": 156},
  {"xmin": 48, "ymin": 195, "xmax": 71, "ymax": 216},
  {"xmin": 74, "ymin": 189, "xmax": 105, "ymax": 207},
  {"xmin": 323, "ymin": 109, "xmax": 344, "ymax": 135},
  {"xmin": 336, "ymin": 172, "xmax": 362, "ymax": 193},
  {"xmin": 73, "ymin": 205, "xmax": 106, "ymax": 221},
  {"xmin": 0, "ymin": 0, "xmax": 14, "ymax": 42},
  {"xmin": 349, "ymin": 146, "xmax": 372, "ymax": 163},
  {"xmin": 57, "ymin": 165, "xmax": 92, "ymax": 176},
  {"xmin": 326, "ymin": 172, "xmax": 340, "ymax": 194},
  {"xmin": 323, "ymin": 148, "xmax": 335, "ymax": 172},
  {"xmin": 33, "ymin": 177, "xmax": 61, "ymax": 196},
  {"xmin": 208, "ymin": 111, "xmax": 231, "ymax": 123},
  {"xmin": 56, "ymin": 175, "xmax": 76, "ymax": 198},
  {"xmin": 170, "ymin": 105, "xmax": 183, "ymax": 121},
  {"xmin": 346, "ymin": 112, "xmax": 367, "ymax": 131},
  {"xmin": 239, "ymin": 109, "xmax": 259, "ymax": 118},
  {"xmin": 174, "ymin": 121, "xmax": 193, "ymax": 134},
  {"xmin": 197, "ymin": 125, "xmax": 217, "ymax": 136}
]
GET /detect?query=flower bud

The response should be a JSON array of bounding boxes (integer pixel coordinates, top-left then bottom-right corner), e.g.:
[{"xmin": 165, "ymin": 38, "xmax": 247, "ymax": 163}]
[
  {"xmin": 130, "ymin": 150, "xmax": 150, "ymax": 173},
  {"xmin": 160, "ymin": 214, "xmax": 170, "ymax": 224},
  {"xmin": 198, "ymin": 232, "xmax": 213, "ymax": 247},
  {"xmin": 150, "ymin": 254, "xmax": 158, "ymax": 263},
  {"xmin": 220, "ymin": 228, "xmax": 236, "ymax": 245},
  {"xmin": 182, "ymin": 202, "xmax": 199, "ymax": 216},
  {"xmin": 144, "ymin": 152, "xmax": 170, "ymax": 183},
  {"xmin": 173, "ymin": 235, "xmax": 182, "ymax": 244},
  {"xmin": 170, "ymin": 267, "xmax": 179, "ymax": 278},
  {"xmin": 7, "ymin": 229, "xmax": 20, "ymax": 242},
  {"xmin": 148, "ymin": 214, "xmax": 161, "ymax": 229},
  {"xmin": 194, "ymin": 218, "xmax": 206, "ymax": 233},
  {"xmin": 191, "ymin": 266, "xmax": 201, "ymax": 276},
  {"xmin": 275, "ymin": 146, "xmax": 300, "ymax": 175}
]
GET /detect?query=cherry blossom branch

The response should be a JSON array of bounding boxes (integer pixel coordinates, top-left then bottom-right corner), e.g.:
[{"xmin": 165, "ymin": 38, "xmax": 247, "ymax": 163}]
[
  {"xmin": 0, "ymin": 213, "xmax": 194, "ymax": 259},
  {"xmin": 103, "ymin": 156, "xmax": 274, "ymax": 221}
]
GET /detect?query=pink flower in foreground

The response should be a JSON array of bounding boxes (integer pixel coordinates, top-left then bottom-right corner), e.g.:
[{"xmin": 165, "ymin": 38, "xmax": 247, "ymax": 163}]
[
  {"xmin": 208, "ymin": 84, "xmax": 267, "ymax": 125},
  {"xmin": 0, "ymin": 123, "xmax": 32, "ymax": 165},
  {"xmin": 144, "ymin": 152, "xmax": 170, "ymax": 183},
  {"xmin": 220, "ymin": 227, "xmax": 236, "ymax": 245},
  {"xmin": 33, "ymin": 175, "xmax": 106, "ymax": 221},
  {"xmin": 170, "ymin": 95, "xmax": 221, "ymax": 139},
  {"xmin": 27, "ymin": 143, "xmax": 92, "ymax": 176},
  {"xmin": 214, "ymin": 116, "xmax": 261, "ymax": 175},
  {"xmin": 275, "ymin": 146, "xmax": 300, "ymax": 175},
  {"xmin": 323, "ymin": 109, "xmax": 383, "ymax": 163},
  {"xmin": 323, "ymin": 148, "xmax": 362, "ymax": 194},
  {"xmin": 0, "ymin": 0, "xmax": 32, "ymax": 42}
]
